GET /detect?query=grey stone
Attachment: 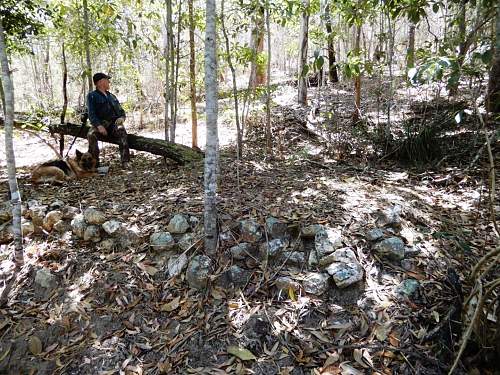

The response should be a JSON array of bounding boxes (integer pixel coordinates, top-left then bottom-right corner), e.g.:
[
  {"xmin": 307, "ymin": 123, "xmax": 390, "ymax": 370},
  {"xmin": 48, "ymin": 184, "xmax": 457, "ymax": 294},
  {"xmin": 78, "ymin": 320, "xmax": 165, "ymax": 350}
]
[
  {"xmin": 373, "ymin": 237, "xmax": 406, "ymax": 261},
  {"xmin": 71, "ymin": 214, "xmax": 87, "ymax": 238},
  {"xmin": 405, "ymin": 245, "xmax": 422, "ymax": 258},
  {"xmin": 260, "ymin": 238, "xmax": 288, "ymax": 257},
  {"xmin": 53, "ymin": 220, "xmax": 71, "ymax": 234},
  {"xmin": 275, "ymin": 276, "xmax": 301, "ymax": 291},
  {"xmin": 226, "ymin": 265, "xmax": 250, "ymax": 288},
  {"xmin": 301, "ymin": 224, "xmax": 324, "ymax": 238},
  {"xmin": 303, "ymin": 272, "xmax": 330, "ymax": 295},
  {"xmin": 27, "ymin": 199, "xmax": 42, "ymax": 210},
  {"xmin": 118, "ymin": 225, "xmax": 141, "ymax": 249},
  {"xmin": 49, "ymin": 200, "xmax": 65, "ymax": 210},
  {"xmin": 35, "ymin": 268, "xmax": 57, "ymax": 290},
  {"xmin": 0, "ymin": 201, "xmax": 12, "ymax": 223},
  {"xmin": 230, "ymin": 243, "xmax": 251, "ymax": 260},
  {"xmin": 168, "ymin": 253, "xmax": 188, "ymax": 277},
  {"xmin": 375, "ymin": 205, "xmax": 402, "ymax": 227},
  {"xmin": 178, "ymin": 233, "xmax": 194, "ymax": 251},
  {"xmin": 189, "ymin": 216, "xmax": 200, "ymax": 227},
  {"xmin": 102, "ymin": 220, "xmax": 122, "ymax": 235},
  {"xmin": 150, "ymin": 232, "xmax": 175, "ymax": 251},
  {"xmin": 315, "ymin": 228, "xmax": 343, "ymax": 258},
  {"xmin": 167, "ymin": 214, "xmax": 190, "ymax": 234},
  {"xmin": 240, "ymin": 219, "xmax": 262, "ymax": 242},
  {"xmin": 62, "ymin": 206, "xmax": 79, "ymax": 220},
  {"xmin": 265, "ymin": 217, "xmax": 288, "ymax": 239},
  {"xmin": 186, "ymin": 255, "xmax": 212, "ymax": 290},
  {"xmin": 21, "ymin": 220, "xmax": 35, "ymax": 235},
  {"xmin": 83, "ymin": 207, "xmax": 107, "ymax": 225},
  {"xmin": 326, "ymin": 261, "xmax": 364, "ymax": 288},
  {"xmin": 43, "ymin": 210, "xmax": 63, "ymax": 232},
  {"xmin": 282, "ymin": 251, "xmax": 305, "ymax": 266},
  {"xmin": 99, "ymin": 239, "xmax": 116, "ymax": 253},
  {"xmin": 84, "ymin": 225, "xmax": 101, "ymax": 242},
  {"xmin": 318, "ymin": 247, "xmax": 357, "ymax": 267},
  {"xmin": 397, "ymin": 279, "xmax": 420, "ymax": 296},
  {"xmin": 366, "ymin": 228, "xmax": 384, "ymax": 241}
]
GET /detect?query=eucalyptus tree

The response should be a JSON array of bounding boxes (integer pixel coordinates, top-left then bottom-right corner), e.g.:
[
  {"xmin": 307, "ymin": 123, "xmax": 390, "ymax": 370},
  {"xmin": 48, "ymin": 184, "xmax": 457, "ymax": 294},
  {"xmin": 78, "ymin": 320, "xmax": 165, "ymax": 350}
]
[
  {"xmin": 298, "ymin": 0, "xmax": 310, "ymax": 105},
  {"xmin": 487, "ymin": 0, "xmax": 500, "ymax": 113},
  {"xmin": 83, "ymin": 0, "xmax": 92, "ymax": 93},
  {"xmin": 188, "ymin": 0, "xmax": 198, "ymax": 148}
]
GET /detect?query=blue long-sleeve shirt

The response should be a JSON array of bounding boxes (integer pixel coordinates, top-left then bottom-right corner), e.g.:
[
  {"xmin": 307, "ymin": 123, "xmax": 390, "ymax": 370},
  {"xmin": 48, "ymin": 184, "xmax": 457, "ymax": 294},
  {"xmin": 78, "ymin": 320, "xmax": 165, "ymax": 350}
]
[{"xmin": 87, "ymin": 90, "xmax": 126, "ymax": 128}]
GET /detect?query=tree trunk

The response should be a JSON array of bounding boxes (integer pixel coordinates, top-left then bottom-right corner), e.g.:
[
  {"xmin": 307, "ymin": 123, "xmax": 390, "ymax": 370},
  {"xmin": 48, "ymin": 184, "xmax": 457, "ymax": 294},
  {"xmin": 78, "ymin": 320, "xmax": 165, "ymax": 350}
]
[
  {"xmin": 221, "ymin": 0, "xmax": 242, "ymax": 158},
  {"xmin": 50, "ymin": 123, "xmax": 203, "ymax": 164},
  {"xmin": 248, "ymin": 7, "xmax": 265, "ymax": 89},
  {"xmin": 169, "ymin": 1, "xmax": 179, "ymax": 142},
  {"xmin": 188, "ymin": 0, "xmax": 198, "ymax": 148},
  {"xmin": 265, "ymin": 1, "xmax": 272, "ymax": 153},
  {"xmin": 353, "ymin": 24, "xmax": 361, "ymax": 122},
  {"xmin": 325, "ymin": 3, "xmax": 339, "ymax": 83},
  {"xmin": 487, "ymin": 0, "xmax": 500, "ymax": 113},
  {"xmin": 298, "ymin": 0, "xmax": 309, "ymax": 105},
  {"xmin": 82, "ymin": 0, "xmax": 93, "ymax": 94},
  {"xmin": 204, "ymin": 0, "xmax": 219, "ymax": 254},
  {"xmin": 164, "ymin": 0, "xmax": 172, "ymax": 141},
  {"xmin": 449, "ymin": 0, "xmax": 467, "ymax": 96},
  {"xmin": 0, "ymin": 19, "xmax": 23, "ymax": 268},
  {"xmin": 407, "ymin": 22, "xmax": 416, "ymax": 71},
  {"xmin": 61, "ymin": 42, "xmax": 68, "ymax": 124}
]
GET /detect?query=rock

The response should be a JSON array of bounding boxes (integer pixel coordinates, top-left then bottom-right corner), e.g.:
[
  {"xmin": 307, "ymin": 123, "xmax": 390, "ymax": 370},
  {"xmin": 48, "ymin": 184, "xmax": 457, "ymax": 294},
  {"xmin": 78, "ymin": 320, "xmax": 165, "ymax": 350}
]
[
  {"xmin": 373, "ymin": 237, "xmax": 405, "ymax": 261},
  {"xmin": 282, "ymin": 251, "xmax": 305, "ymax": 266},
  {"xmin": 83, "ymin": 207, "xmax": 106, "ymax": 225},
  {"xmin": 315, "ymin": 228, "xmax": 343, "ymax": 258},
  {"xmin": 150, "ymin": 232, "xmax": 175, "ymax": 251},
  {"xmin": 0, "ymin": 201, "xmax": 12, "ymax": 223},
  {"xmin": 226, "ymin": 265, "xmax": 250, "ymax": 288},
  {"xmin": 0, "ymin": 227, "xmax": 13, "ymax": 243},
  {"xmin": 99, "ymin": 238, "xmax": 116, "ymax": 253},
  {"xmin": 27, "ymin": 199, "xmax": 42, "ymax": 209},
  {"xmin": 240, "ymin": 219, "xmax": 262, "ymax": 242},
  {"xmin": 189, "ymin": 216, "xmax": 200, "ymax": 228},
  {"xmin": 168, "ymin": 253, "xmax": 188, "ymax": 277},
  {"xmin": 178, "ymin": 233, "xmax": 194, "ymax": 251},
  {"xmin": 186, "ymin": 255, "xmax": 212, "ymax": 290},
  {"xmin": 301, "ymin": 224, "xmax": 323, "ymax": 238},
  {"xmin": 62, "ymin": 206, "xmax": 79, "ymax": 220},
  {"xmin": 260, "ymin": 238, "xmax": 288, "ymax": 257},
  {"xmin": 265, "ymin": 217, "xmax": 288, "ymax": 239},
  {"xmin": 49, "ymin": 199, "xmax": 65, "ymax": 210},
  {"xmin": 318, "ymin": 247, "xmax": 357, "ymax": 267},
  {"xmin": 275, "ymin": 276, "xmax": 301, "ymax": 291},
  {"xmin": 303, "ymin": 272, "xmax": 330, "ymax": 295},
  {"xmin": 405, "ymin": 245, "xmax": 422, "ymax": 258},
  {"xmin": 375, "ymin": 205, "xmax": 402, "ymax": 227},
  {"xmin": 21, "ymin": 220, "xmax": 35, "ymax": 235},
  {"xmin": 366, "ymin": 228, "xmax": 384, "ymax": 241},
  {"xmin": 53, "ymin": 220, "xmax": 71, "ymax": 234},
  {"xmin": 167, "ymin": 214, "xmax": 190, "ymax": 234},
  {"xmin": 118, "ymin": 225, "xmax": 141, "ymax": 249},
  {"xmin": 35, "ymin": 268, "xmax": 57, "ymax": 290},
  {"xmin": 397, "ymin": 279, "xmax": 419, "ymax": 296},
  {"xmin": 71, "ymin": 214, "xmax": 87, "ymax": 238},
  {"xmin": 102, "ymin": 220, "xmax": 122, "ymax": 235},
  {"xmin": 230, "ymin": 243, "xmax": 252, "ymax": 260},
  {"xmin": 29, "ymin": 206, "xmax": 47, "ymax": 228},
  {"xmin": 84, "ymin": 225, "xmax": 101, "ymax": 242},
  {"xmin": 43, "ymin": 210, "xmax": 63, "ymax": 232},
  {"xmin": 326, "ymin": 261, "xmax": 364, "ymax": 288}
]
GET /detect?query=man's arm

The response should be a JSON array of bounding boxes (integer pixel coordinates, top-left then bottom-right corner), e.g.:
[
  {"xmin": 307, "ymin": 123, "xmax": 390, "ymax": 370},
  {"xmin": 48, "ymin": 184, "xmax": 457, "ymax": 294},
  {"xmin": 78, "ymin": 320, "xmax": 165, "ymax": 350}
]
[{"xmin": 87, "ymin": 92, "xmax": 100, "ymax": 128}]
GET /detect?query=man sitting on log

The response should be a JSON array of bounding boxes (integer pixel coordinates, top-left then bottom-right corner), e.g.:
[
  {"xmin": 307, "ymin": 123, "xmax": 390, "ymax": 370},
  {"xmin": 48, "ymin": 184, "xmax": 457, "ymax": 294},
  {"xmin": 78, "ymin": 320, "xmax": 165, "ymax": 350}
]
[{"xmin": 87, "ymin": 72, "xmax": 130, "ymax": 169}]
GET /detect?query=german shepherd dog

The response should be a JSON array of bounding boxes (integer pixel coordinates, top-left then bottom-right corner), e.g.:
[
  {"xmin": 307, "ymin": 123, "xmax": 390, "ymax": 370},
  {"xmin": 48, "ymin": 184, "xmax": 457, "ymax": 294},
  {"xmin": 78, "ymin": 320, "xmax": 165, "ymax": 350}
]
[{"xmin": 31, "ymin": 150, "xmax": 97, "ymax": 184}]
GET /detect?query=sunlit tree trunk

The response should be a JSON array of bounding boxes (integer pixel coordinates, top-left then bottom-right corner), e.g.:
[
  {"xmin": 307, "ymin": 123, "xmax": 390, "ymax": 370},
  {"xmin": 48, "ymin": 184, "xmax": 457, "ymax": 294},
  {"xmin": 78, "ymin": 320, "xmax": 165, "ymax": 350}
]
[
  {"xmin": 487, "ymin": 0, "xmax": 500, "ymax": 113},
  {"xmin": 188, "ymin": 0, "xmax": 198, "ymax": 148},
  {"xmin": 353, "ymin": 24, "xmax": 361, "ymax": 122},
  {"xmin": 82, "ymin": 0, "xmax": 93, "ymax": 94},
  {"xmin": 449, "ymin": 0, "xmax": 467, "ymax": 96},
  {"xmin": 0, "ymin": 19, "xmax": 23, "ymax": 268},
  {"xmin": 170, "ymin": 1, "xmax": 180, "ymax": 142},
  {"xmin": 248, "ymin": 7, "xmax": 265, "ymax": 89},
  {"xmin": 265, "ymin": 1, "xmax": 272, "ymax": 153},
  {"xmin": 164, "ymin": 0, "xmax": 172, "ymax": 141},
  {"xmin": 298, "ymin": 0, "xmax": 309, "ymax": 105},
  {"xmin": 407, "ymin": 22, "xmax": 416, "ymax": 71},
  {"xmin": 204, "ymin": 0, "xmax": 219, "ymax": 254},
  {"xmin": 325, "ymin": 3, "xmax": 339, "ymax": 83}
]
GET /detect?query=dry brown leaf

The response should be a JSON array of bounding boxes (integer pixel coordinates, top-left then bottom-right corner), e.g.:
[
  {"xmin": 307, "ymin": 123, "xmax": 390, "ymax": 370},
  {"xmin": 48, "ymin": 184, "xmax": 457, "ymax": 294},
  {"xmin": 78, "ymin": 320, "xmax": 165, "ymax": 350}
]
[
  {"xmin": 161, "ymin": 296, "xmax": 180, "ymax": 312},
  {"xmin": 28, "ymin": 336, "xmax": 43, "ymax": 355}
]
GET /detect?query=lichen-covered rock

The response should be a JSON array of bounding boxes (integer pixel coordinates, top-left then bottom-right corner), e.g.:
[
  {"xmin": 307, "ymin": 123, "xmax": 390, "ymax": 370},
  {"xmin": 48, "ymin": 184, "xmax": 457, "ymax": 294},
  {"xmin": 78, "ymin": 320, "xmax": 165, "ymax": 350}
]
[
  {"xmin": 240, "ymin": 219, "xmax": 262, "ymax": 242},
  {"xmin": 230, "ymin": 243, "xmax": 252, "ymax": 260},
  {"xmin": 186, "ymin": 255, "xmax": 212, "ymax": 290},
  {"xmin": 167, "ymin": 214, "xmax": 190, "ymax": 234},
  {"xmin": 71, "ymin": 214, "xmax": 87, "ymax": 238},
  {"xmin": 282, "ymin": 251, "xmax": 306, "ymax": 266},
  {"xmin": 375, "ymin": 205, "xmax": 402, "ymax": 227},
  {"xmin": 397, "ymin": 278, "xmax": 420, "ymax": 297},
  {"xmin": 259, "ymin": 238, "xmax": 288, "ymax": 257},
  {"xmin": 43, "ymin": 210, "xmax": 63, "ymax": 232},
  {"xmin": 102, "ymin": 220, "xmax": 122, "ymax": 235},
  {"xmin": 53, "ymin": 220, "xmax": 71, "ymax": 234},
  {"xmin": 168, "ymin": 253, "xmax": 188, "ymax": 277},
  {"xmin": 118, "ymin": 225, "xmax": 141, "ymax": 249},
  {"xmin": 366, "ymin": 228, "xmax": 384, "ymax": 241},
  {"xmin": 0, "ymin": 201, "xmax": 12, "ymax": 223},
  {"xmin": 35, "ymin": 268, "xmax": 57, "ymax": 290},
  {"xmin": 84, "ymin": 225, "xmax": 101, "ymax": 242},
  {"xmin": 265, "ymin": 217, "xmax": 288, "ymax": 239},
  {"xmin": 178, "ymin": 233, "xmax": 194, "ymax": 251},
  {"xmin": 303, "ymin": 273, "xmax": 330, "ymax": 295},
  {"xmin": 225, "ymin": 265, "xmax": 250, "ymax": 288},
  {"xmin": 150, "ymin": 232, "xmax": 175, "ymax": 251},
  {"xmin": 275, "ymin": 276, "xmax": 301, "ymax": 291},
  {"xmin": 99, "ymin": 238, "xmax": 116, "ymax": 253},
  {"xmin": 301, "ymin": 224, "xmax": 323, "ymax": 238},
  {"xmin": 318, "ymin": 247, "xmax": 357, "ymax": 267},
  {"xmin": 373, "ymin": 237, "xmax": 405, "ymax": 261},
  {"xmin": 62, "ymin": 206, "xmax": 79, "ymax": 220},
  {"xmin": 49, "ymin": 199, "xmax": 65, "ymax": 211},
  {"xmin": 83, "ymin": 207, "xmax": 106, "ymax": 225},
  {"xmin": 315, "ymin": 228, "xmax": 343, "ymax": 258},
  {"xmin": 326, "ymin": 261, "xmax": 364, "ymax": 288}
]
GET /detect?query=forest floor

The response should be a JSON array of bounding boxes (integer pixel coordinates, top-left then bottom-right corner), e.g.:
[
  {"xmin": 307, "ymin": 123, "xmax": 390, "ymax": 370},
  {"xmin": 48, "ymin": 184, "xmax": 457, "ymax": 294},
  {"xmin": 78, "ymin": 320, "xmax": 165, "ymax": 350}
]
[{"xmin": 0, "ymin": 80, "xmax": 499, "ymax": 375}]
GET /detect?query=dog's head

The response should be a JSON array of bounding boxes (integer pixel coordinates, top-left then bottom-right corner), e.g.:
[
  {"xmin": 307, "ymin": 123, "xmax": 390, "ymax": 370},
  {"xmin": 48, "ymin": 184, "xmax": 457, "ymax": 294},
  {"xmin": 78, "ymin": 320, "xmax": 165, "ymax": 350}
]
[{"xmin": 75, "ymin": 150, "xmax": 97, "ymax": 171}]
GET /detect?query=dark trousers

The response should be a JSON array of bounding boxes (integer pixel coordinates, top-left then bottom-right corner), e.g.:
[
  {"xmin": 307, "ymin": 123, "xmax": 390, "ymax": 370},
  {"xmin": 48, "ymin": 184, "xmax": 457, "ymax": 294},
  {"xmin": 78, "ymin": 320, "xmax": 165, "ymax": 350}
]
[{"xmin": 87, "ymin": 123, "xmax": 130, "ymax": 165}]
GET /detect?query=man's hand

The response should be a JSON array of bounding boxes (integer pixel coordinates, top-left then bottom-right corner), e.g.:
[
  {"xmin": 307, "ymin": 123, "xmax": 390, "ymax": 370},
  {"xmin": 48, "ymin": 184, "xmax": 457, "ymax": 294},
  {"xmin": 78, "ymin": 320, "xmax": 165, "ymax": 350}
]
[
  {"xmin": 97, "ymin": 125, "xmax": 108, "ymax": 136},
  {"xmin": 115, "ymin": 117, "xmax": 125, "ymax": 126}
]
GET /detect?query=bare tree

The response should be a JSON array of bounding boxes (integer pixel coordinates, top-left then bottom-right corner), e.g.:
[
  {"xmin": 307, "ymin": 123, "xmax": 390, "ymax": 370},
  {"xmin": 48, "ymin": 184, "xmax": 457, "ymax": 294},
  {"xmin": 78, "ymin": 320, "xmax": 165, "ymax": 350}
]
[
  {"xmin": 487, "ymin": 1, "xmax": 500, "ymax": 113},
  {"xmin": 265, "ymin": 0, "xmax": 272, "ymax": 153},
  {"xmin": 82, "ymin": 0, "xmax": 93, "ymax": 94},
  {"xmin": 188, "ymin": 0, "xmax": 198, "ymax": 148},
  {"xmin": 298, "ymin": 0, "xmax": 309, "ymax": 105},
  {"xmin": 204, "ymin": 0, "xmax": 219, "ymax": 254}
]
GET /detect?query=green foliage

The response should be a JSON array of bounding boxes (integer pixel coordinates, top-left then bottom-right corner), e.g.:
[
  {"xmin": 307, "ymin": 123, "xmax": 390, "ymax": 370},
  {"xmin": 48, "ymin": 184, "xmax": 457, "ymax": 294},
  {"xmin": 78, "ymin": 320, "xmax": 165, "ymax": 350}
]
[{"xmin": 342, "ymin": 51, "xmax": 373, "ymax": 78}]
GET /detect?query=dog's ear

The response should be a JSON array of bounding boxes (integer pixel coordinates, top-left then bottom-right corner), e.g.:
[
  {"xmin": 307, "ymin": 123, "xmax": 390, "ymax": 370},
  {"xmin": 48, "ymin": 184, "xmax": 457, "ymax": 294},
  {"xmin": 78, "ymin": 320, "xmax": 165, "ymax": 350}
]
[{"xmin": 75, "ymin": 149, "xmax": 83, "ymax": 160}]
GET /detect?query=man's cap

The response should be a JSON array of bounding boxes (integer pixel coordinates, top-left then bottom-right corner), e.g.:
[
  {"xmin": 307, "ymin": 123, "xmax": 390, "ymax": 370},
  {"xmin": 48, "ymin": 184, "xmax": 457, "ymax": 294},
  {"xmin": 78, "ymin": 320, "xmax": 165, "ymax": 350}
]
[{"xmin": 93, "ymin": 73, "xmax": 111, "ymax": 84}]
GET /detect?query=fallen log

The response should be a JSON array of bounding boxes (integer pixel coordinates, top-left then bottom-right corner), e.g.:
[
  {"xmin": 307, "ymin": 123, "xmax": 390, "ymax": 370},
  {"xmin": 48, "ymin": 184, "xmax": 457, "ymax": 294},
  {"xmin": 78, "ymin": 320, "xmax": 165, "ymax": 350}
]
[{"xmin": 50, "ymin": 123, "xmax": 203, "ymax": 165}]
